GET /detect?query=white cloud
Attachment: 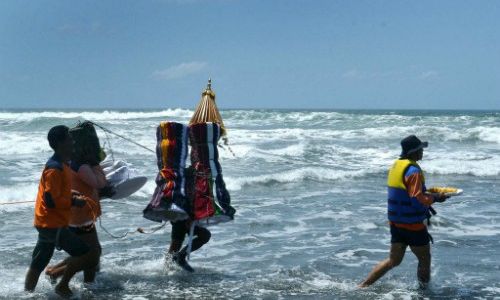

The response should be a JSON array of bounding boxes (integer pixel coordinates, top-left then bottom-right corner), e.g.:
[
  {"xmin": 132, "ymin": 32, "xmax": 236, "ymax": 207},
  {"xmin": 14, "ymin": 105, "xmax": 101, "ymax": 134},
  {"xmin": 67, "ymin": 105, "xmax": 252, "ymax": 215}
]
[
  {"xmin": 56, "ymin": 21, "xmax": 103, "ymax": 35},
  {"xmin": 342, "ymin": 69, "xmax": 363, "ymax": 79},
  {"xmin": 419, "ymin": 70, "xmax": 439, "ymax": 80},
  {"xmin": 341, "ymin": 68, "xmax": 401, "ymax": 79},
  {"xmin": 342, "ymin": 68, "xmax": 440, "ymax": 81},
  {"xmin": 152, "ymin": 61, "xmax": 208, "ymax": 80}
]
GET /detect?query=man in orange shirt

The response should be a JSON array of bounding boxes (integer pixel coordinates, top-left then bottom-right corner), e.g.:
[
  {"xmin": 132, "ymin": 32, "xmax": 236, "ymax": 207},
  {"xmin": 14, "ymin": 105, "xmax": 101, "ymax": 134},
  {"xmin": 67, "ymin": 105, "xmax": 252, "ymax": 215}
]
[
  {"xmin": 24, "ymin": 125, "xmax": 99, "ymax": 298},
  {"xmin": 360, "ymin": 135, "xmax": 448, "ymax": 288}
]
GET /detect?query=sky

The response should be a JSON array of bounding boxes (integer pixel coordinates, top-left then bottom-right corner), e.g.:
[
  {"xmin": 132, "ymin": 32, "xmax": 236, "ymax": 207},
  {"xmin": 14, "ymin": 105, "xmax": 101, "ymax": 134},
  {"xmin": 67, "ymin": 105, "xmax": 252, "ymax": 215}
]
[{"xmin": 1, "ymin": 0, "xmax": 499, "ymax": 110}]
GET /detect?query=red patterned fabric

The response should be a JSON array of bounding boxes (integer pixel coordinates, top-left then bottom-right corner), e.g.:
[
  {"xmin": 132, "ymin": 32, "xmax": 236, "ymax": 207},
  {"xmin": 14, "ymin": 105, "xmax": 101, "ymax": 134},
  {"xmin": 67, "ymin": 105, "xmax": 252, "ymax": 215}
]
[
  {"xmin": 189, "ymin": 122, "xmax": 235, "ymax": 224},
  {"xmin": 143, "ymin": 122, "xmax": 189, "ymax": 223}
]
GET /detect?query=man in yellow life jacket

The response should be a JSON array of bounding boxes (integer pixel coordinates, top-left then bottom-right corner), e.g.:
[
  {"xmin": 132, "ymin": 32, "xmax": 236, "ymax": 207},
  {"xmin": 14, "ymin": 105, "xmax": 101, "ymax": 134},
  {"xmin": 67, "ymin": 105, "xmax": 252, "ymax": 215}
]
[{"xmin": 360, "ymin": 135, "xmax": 448, "ymax": 288}]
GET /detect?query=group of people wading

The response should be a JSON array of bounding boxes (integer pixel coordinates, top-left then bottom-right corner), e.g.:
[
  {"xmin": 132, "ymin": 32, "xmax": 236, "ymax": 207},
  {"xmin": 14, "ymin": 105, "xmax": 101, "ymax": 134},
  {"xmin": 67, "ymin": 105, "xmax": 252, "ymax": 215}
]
[{"xmin": 24, "ymin": 123, "xmax": 449, "ymax": 297}]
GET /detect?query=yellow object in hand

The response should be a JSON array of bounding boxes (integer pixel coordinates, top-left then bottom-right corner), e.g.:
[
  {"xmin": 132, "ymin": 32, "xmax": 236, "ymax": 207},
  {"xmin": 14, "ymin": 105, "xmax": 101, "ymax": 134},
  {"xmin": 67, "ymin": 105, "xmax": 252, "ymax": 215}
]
[{"xmin": 427, "ymin": 187, "xmax": 459, "ymax": 194}]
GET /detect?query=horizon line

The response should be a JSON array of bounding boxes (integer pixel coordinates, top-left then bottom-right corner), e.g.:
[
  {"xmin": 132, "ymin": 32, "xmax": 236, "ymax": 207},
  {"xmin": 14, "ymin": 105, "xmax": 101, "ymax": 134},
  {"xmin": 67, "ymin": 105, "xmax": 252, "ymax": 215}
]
[{"xmin": 1, "ymin": 107, "xmax": 500, "ymax": 112}]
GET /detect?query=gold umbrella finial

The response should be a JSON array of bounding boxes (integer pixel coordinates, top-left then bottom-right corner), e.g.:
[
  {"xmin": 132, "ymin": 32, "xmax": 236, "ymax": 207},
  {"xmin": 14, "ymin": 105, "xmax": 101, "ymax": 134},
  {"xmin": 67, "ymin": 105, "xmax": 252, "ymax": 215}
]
[
  {"xmin": 202, "ymin": 78, "xmax": 216, "ymax": 99},
  {"xmin": 190, "ymin": 79, "xmax": 226, "ymax": 136}
]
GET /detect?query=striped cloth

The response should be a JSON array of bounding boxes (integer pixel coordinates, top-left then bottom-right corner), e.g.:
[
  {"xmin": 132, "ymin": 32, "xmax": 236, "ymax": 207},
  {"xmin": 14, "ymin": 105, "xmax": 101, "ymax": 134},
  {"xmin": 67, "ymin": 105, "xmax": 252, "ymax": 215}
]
[
  {"xmin": 189, "ymin": 122, "xmax": 235, "ymax": 225},
  {"xmin": 143, "ymin": 122, "xmax": 189, "ymax": 223}
]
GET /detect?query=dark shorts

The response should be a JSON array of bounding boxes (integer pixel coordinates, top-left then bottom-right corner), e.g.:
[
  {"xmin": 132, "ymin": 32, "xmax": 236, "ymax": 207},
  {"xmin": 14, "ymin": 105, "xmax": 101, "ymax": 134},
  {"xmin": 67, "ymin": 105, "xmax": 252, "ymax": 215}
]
[
  {"xmin": 30, "ymin": 227, "xmax": 90, "ymax": 272},
  {"xmin": 70, "ymin": 225, "xmax": 102, "ymax": 253},
  {"xmin": 170, "ymin": 220, "xmax": 210, "ymax": 243},
  {"xmin": 390, "ymin": 225, "xmax": 431, "ymax": 247}
]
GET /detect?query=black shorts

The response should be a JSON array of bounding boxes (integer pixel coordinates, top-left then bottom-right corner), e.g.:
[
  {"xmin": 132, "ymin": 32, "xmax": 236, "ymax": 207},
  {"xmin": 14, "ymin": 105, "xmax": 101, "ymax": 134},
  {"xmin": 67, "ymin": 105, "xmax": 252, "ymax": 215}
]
[
  {"xmin": 170, "ymin": 220, "xmax": 210, "ymax": 243},
  {"xmin": 390, "ymin": 225, "xmax": 431, "ymax": 247},
  {"xmin": 30, "ymin": 227, "xmax": 90, "ymax": 272},
  {"xmin": 70, "ymin": 225, "xmax": 102, "ymax": 253}
]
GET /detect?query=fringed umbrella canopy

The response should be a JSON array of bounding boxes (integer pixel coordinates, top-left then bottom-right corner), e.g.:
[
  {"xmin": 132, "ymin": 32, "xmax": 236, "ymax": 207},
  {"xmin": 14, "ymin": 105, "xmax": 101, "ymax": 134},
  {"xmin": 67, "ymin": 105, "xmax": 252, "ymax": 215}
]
[{"xmin": 189, "ymin": 79, "xmax": 227, "ymax": 136}]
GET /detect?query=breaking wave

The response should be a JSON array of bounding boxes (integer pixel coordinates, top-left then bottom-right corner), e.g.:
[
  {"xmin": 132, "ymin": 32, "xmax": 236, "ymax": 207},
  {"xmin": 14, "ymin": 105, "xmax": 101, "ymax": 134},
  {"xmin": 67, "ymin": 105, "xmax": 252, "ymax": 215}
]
[{"xmin": 0, "ymin": 108, "xmax": 193, "ymax": 123}]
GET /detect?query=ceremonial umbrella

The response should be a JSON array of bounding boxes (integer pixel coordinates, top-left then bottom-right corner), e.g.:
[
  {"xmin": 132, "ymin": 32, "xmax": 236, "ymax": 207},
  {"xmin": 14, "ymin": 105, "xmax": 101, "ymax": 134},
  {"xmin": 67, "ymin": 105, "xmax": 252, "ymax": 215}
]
[{"xmin": 189, "ymin": 79, "xmax": 227, "ymax": 137}]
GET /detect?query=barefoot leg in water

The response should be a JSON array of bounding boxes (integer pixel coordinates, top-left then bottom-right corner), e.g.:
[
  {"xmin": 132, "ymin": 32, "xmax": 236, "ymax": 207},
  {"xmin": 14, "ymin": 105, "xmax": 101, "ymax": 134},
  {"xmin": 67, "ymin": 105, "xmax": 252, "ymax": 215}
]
[
  {"xmin": 359, "ymin": 243, "xmax": 407, "ymax": 287},
  {"xmin": 55, "ymin": 249, "xmax": 99, "ymax": 298},
  {"xmin": 410, "ymin": 244, "xmax": 431, "ymax": 288}
]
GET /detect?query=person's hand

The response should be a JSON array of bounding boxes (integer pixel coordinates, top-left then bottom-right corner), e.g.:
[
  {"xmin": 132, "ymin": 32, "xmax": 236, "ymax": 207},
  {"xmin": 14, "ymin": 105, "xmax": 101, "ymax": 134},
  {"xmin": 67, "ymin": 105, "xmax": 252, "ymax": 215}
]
[
  {"xmin": 99, "ymin": 185, "xmax": 116, "ymax": 199},
  {"xmin": 434, "ymin": 193, "xmax": 449, "ymax": 203},
  {"xmin": 71, "ymin": 196, "xmax": 87, "ymax": 207}
]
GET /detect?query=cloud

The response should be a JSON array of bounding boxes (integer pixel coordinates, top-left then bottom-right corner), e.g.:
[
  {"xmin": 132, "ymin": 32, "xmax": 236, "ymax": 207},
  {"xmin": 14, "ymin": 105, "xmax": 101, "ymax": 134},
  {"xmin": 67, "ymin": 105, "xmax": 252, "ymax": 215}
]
[
  {"xmin": 341, "ymin": 69, "xmax": 363, "ymax": 79},
  {"xmin": 341, "ymin": 68, "xmax": 401, "ymax": 79},
  {"xmin": 342, "ymin": 68, "xmax": 440, "ymax": 81},
  {"xmin": 56, "ymin": 21, "xmax": 103, "ymax": 35},
  {"xmin": 419, "ymin": 70, "xmax": 439, "ymax": 80},
  {"xmin": 152, "ymin": 61, "xmax": 208, "ymax": 80}
]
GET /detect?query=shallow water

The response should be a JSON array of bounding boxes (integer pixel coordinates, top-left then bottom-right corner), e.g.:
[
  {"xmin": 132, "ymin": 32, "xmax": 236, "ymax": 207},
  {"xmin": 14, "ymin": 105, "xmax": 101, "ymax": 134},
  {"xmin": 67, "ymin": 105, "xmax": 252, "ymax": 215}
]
[{"xmin": 1, "ymin": 109, "xmax": 499, "ymax": 299}]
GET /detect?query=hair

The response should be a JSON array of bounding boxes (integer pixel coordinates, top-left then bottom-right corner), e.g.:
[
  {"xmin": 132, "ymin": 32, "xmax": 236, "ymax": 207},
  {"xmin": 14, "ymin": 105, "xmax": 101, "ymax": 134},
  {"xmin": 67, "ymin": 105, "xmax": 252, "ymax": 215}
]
[
  {"xmin": 47, "ymin": 125, "xmax": 70, "ymax": 150},
  {"xmin": 403, "ymin": 149, "xmax": 423, "ymax": 160}
]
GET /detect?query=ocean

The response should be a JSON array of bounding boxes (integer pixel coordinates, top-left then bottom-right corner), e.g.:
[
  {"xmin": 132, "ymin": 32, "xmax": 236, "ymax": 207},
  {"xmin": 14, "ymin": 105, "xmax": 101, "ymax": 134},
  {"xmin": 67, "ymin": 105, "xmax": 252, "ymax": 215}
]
[{"xmin": 0, "ymin": 109, "xmax": 499, "ymax": 299}]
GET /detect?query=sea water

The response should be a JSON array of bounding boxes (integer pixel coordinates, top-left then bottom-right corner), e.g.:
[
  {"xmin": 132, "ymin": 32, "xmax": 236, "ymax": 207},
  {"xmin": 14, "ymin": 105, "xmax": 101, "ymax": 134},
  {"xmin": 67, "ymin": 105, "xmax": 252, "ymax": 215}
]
[{"xmin": 0, "ymin": 109, "xmax": 499, "ymax": 299}]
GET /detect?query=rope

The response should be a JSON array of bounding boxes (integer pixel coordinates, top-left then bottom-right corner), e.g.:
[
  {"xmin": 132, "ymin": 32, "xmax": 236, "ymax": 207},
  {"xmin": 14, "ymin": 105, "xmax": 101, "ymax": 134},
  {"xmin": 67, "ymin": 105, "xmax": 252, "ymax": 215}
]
[
  {"xmin": 137, "ymin": 222, "xmax": 167, "ymax": 234},
  {"xmin": 186, "ymin": 221, "xmax": 196, "ymax": 260},
  {"xmin": 0, "ymin": 200, "xmax": 35, "ymax": 205},
  {"xmin": 0, "ymin": 198, "xmax": 165, "ymax": 239},
  {"xmin": 92, "ymin": 199, "xmax": 167, "ymax": 239},
  {"xmin": 218, "ymin": 140, "xmax": 236, "ymax": 158},
  {"xmin": 89, "ymin": 121, "xmax": 156, "ymax": 154},
  {"xmin": 97, "ymin": 217, "xmax": 136, "ymax": 239},
  {"xmin": 97, "ymin": 217, "xmax": 167, "ymax": 239},
  {"xmin": 101, "ymin": 125, "xmax": 116, "ymax": 162},
  {"xmin": 222, "ymin": 136, "xmax": 236, "ymax": 157}
]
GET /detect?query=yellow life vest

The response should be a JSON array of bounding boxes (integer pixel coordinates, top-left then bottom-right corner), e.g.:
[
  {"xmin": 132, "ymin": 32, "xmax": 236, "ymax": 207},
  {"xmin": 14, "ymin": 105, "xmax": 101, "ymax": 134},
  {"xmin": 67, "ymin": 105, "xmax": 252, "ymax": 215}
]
[
  {"xmin": 387, "ymin": 159, "xmax": 425, "ymax": 190},
  {"xmin": 387, "ymin": 159, "xmax": 429, "ymax": 224}
]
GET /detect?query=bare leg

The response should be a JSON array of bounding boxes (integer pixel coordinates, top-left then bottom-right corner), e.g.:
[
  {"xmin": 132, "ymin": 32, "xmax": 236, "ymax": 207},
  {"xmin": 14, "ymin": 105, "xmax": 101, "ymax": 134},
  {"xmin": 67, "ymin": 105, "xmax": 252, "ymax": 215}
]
[
  {"xmin": 83, "ymin": 267, "xmax": 97, "ymax": 283},
  {"xmin": 26, "ymin": 236, "xmax": 55, "ymax": 291},
  {"xmin": 82, "ymin": 232, "xmax": 102, "ymax": 284},
  {"xmin": 52, "ymin": 229, "xmax": 102, "ymax": 284},
  {"xmin": 46, "ymin": 259, "xmax": 67, "ymax": 273},
  {"xmin": 359, "ymin": 243, "xmax": 407, "ymax": 287},
  {"xmin": 55, "ymin": 249, "xmax": 99, "ymax": 298},
  {"xmin": 24, "ymin": 268, "xmax": 43, "ymax": 292},
  {"xmin": 410, "ymin": 244, "xmax": 431, "ymax": 287},
  {"xmin": 45, "ymin": 259, "xmax": 69, "ymax": 280},
  {"xmin": 83, "ymin": 247, "xmax": 101, "ymax": 283}
]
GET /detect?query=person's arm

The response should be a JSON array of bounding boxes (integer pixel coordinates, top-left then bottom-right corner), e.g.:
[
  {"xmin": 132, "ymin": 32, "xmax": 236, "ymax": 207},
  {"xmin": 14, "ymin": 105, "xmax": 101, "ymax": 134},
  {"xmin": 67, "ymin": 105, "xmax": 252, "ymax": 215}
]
[
  {"xmin": 405, "ymin": 172, "xmax": 435, "ymax": 206},
  {"xmin": 92, "ymin": 165, "xmax": 107, "ymax": 188},
  {"xmin": 77, "ymin": 164, "xmax": 107, "ymax": 189},
  {"xmin": 44, "ymin": 169, "xmax": 72, "ymax": 209}
]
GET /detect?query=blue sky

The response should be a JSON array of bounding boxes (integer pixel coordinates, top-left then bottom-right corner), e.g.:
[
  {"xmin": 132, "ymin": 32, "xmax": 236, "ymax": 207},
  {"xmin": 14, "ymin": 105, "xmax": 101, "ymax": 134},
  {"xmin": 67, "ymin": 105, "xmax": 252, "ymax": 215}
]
[{"xmin": 1, "ymin": 0, "xmax": 499, "ymax": 109}]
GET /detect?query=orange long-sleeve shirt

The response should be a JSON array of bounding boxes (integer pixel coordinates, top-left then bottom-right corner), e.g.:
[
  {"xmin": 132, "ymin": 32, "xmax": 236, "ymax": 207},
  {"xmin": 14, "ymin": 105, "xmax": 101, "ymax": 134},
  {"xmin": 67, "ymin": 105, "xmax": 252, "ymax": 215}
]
[
  {"xmin": 34, "ymin": 155, "xmax": 73, "ymax": 228},
  {"xmin": 391, "ymin": 170, "xmax": 435, "ymax": 231}
]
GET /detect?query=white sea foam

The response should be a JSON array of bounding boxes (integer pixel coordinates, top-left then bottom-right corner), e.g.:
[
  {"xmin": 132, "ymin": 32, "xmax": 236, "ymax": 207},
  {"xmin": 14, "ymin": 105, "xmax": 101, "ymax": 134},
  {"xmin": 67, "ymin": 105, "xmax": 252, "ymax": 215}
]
[
  {"xmin": 0, "ymin": 108, "xmax": 192, "ymax": 122},
  {"xmin": 422, "ymin": 150, "xmax": 500, "ymax": 177},
  {"xmin": 1, "ymin": 109, "xmax": 500, "ymax": 299},
  {"xmin": 225, "ymin": 167, "xmax": 372, "ymax": 191},
  {"xmin": 436, "ymin": 223, "xmax": 500, "ymax": 237},
  {"xmin": 0, "ymin": 184, "xmax": 37, "ymax": 206},
  {"xmin": 465, "ymin": 126, "xmax": 500, "ymax": 144},
  {"xmin": 0, "ymin": 132, "xmax": 49, "ymax": 155},
  {"xmin": 264, "ymin": 143, "xmax": 306, "ymax": 157}
]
